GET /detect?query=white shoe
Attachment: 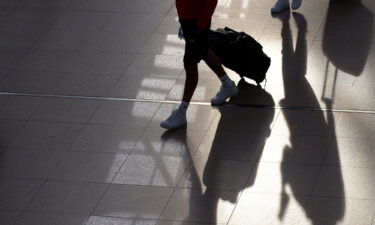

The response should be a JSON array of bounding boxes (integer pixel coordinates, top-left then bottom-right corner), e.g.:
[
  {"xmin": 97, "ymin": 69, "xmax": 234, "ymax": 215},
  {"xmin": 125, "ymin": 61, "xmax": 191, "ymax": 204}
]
[
  {"xmin": 211, "ymin": 81, "xmax": 238, "ymax": 105},
  {"xmin": 160, "ymin": 109, "xmax": 187, "ymax": 129},
  {"xmin": 291, "ymin": 0, "xmax": 302, "ymax": 10},
  {"xmin": 271, "ymin": 0, "xmax": 290, "ymax": 13}
]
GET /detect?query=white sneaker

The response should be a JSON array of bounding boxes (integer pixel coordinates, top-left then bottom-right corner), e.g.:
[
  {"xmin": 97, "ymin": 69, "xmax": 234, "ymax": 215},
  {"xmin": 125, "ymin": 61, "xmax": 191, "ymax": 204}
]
[
  {"xmin": 160, "ymin": 109, "xmax": 187, "ymax": 129},
  {"xmin": 271, "ymin": 0, "xmax": 290, "ymax": 13},
  {"xmin": 291, "ymin": 0, "xmax": 302, "ymax": 10},
  {"xmin": 211, "ymin": 81, "xmax": 238, "ymax": 105}
]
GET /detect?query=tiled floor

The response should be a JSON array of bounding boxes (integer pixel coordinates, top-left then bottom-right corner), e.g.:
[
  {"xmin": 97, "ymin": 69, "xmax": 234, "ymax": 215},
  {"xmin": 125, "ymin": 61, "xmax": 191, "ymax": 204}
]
[{"xmin": 1, "ymin": 0, "xmax": 375, "ymax": 225}]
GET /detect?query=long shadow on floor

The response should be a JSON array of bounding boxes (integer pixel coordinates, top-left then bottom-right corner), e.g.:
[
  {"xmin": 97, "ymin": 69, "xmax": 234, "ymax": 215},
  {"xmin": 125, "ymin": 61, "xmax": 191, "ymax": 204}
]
[
  {"xmin": 162, "ymin": 80, "xmax": 275, "ymax": 223},
  {"xmin": 276, "ymin": 11, "xmax": 345, "ymax": 225}
]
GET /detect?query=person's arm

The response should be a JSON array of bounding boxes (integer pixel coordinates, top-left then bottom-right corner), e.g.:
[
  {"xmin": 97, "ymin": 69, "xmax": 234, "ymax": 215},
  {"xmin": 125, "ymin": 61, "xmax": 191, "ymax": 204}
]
[{"xmin": 197, "ymin": 0, "xmax": 218, "ymax": 30}]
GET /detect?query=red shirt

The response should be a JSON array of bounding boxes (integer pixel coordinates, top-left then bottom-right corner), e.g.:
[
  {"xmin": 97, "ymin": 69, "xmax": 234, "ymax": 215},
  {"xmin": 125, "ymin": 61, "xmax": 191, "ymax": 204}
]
[{"xmin": 176, "ymin": 0, "xmax": 218, "ymax": 30}]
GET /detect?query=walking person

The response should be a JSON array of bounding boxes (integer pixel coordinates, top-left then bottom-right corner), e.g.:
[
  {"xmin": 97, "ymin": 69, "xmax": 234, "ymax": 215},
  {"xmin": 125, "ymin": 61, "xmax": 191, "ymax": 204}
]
[
  {"xmin": 271, "ymin": 0, "xmax": 302, "ymax": 13},
  {"xmin": 160, "ymin": 0, "xmax": 238, "ymax": 130}
]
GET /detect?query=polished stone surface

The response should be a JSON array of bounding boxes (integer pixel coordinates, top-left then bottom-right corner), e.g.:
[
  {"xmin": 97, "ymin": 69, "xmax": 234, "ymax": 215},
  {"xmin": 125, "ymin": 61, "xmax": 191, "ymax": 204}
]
[{"xmin": 1, "ymin": 0, "xmax": 375, "ymax": 224}]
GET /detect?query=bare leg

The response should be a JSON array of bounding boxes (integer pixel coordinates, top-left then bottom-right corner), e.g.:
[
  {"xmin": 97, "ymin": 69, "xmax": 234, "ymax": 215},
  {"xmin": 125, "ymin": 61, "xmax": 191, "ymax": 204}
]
[
  {"xmin": 203, "ymin": 49, "xmax": 226, "ymax": 78},
  {"xmin": 182, "ymin": 61, "xmax": 199, "ymax": 103},
  {"xmin": 204, "ymin": 49, "xmax": 239, "ymax": 105}
]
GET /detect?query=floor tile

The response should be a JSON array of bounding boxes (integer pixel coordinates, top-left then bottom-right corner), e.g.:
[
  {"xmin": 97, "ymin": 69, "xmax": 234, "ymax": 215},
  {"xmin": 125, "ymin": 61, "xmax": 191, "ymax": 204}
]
[
  {"xmin": 10, "ymin": 121, "xmax": 84, "ymax": 150},
  {"xmin": 166, "ymin": 77, "xmax": 221, "ymax": 103},
  {"xmin": 0, "ymin": 67, "xmax": 8, "ymax": 76},
  {"xmin": 305, "ymin": 197, "xmax": 375, "ymax": 225},
  {"xmin": 306, "ymin": 40, "xmax": 359, "ymax": 85},
  {"xmin": 124, "ymin": 54, "xmax": 183, "ymax": 79},
  {"xmin": 292, "ymin": 0, "xmax": 329, "ymax": 21},
  {"xmin": 195, "ymin": 130, "xmax": 266, "ymax": 162},
  {"xmin": 15, "ymin": 212, "xmax": 89, "ymax": 225},
  {"xmin": 0, "ymin": 0, "xmax": 22, "ymax": 8},
  {"xmin": 108, "ymin": 75, "xmax": 176, "ymax": 100},
  {"xmin": 113, "ymin": 154, "xmax": 189, "ymax": 187},
  {"xmin": 0, "ymin": 9, "xmax": 11, "ymax": 21},
  {"xmin": 260, "ymin": 134, "xmax": 331, "ymax": 164},
  {"xmin": 325, "ymin": 137, "xmax": 375, "ymax": 168},
  {"xmin": 157, "ymin": 221, "xmax": 223, "ymax": 225},
  {"xmin": 335, "ymin": 112, "xmax": 375, "ymax": 138},
  {"xmin": 141, "ymin": 34, "xmax": 185, "ymax": 56},
  {"xmin": 0, "ymin": 148, "xmax": 65, "ymax": 179},
  {"xmin": 0, "ymin": 148, "xmax": 126, "ymax": 182},
  {"xmin": 18, "ymin": 49, "xmax": 136, "ymax": 74},
  {"xmin": 104, "ymin": 13, "xmax": 163, "ymax": 35},
  {"xmin": 0, "ymin": 178, "xmax": 44, "ymax": 210},
  {"xmin": 131, "ymin": 127, "xmax": 206, "ymax": 158},
  {"xmin": 16, "ymin": 0, "xmax": 74, "ymax": 9},
  {"xmin": 0, "ymin": 8, "xmax": 61, "ymax": 33},
  {"xmin": 70, "ymin": 0, "xmax": 171, "ymax": 13},
  {"xmin": 161, "ymin": 188, "xmax": 237, "ymax": 223},
  {"xmin": 37, "ymin": 30, "xmax": 149, "ymax": 53},
  {"xmin": 0, "ymin": 47, "xmax": 29, "ymax": 68},
  {"xmin": 89, "ymin": 30, "xmax": 149, "ymax": 53},
  {"xmin": 115, "ymin": 0, "xmax": 173, "ymax": 14},
  {"xmin": 229, "ymin": 192, "xmax": 310, "ymax": 225},
  {"xmin": 68, "ymin": 0, "xmax": 124, "ymax": 11},
  {"xmin": 71, "ymin": 124, "xmax": 145, "ymax": 154},
  {"xmin": 0, "ymin": 70, "xmax": 64, "ymax": 94},
  {"xmin": 86, "ymin": 216, "xmax": 157, "ymax": 225},
  {"xmin": 0, "ymin": 120, "xmax": 26, "ymax": 147},
  {"xmin": 246, "ymin": 162, "xmax": 320, "ymax": 195},
  {"xmin": 27, "ymin": 180, "xmax": 108, "ymax": 215},
  {"xmin": 94, "ymin": 184, "xmax": 173, "ymax": 219},
  {"xmin": 0, "ymin": 1, "xmax": 374, "ymax": 225},
  {"xmin": 178, "ymin": 156, "xmax": 254, "ymax": 191},
  {"xmin": 313, "ymin": 166, "xmax": 375, "ymax": 199},
  {"xmin": 53, "ymin": 72, "xmax": 121, "ymax": 97},
  {"xmin": 271, "ymin": 110, "xmax": 341, "ymax": 136},
  {"xmin": 35, "ymin": 30, "xmax": 95, "ymax": 51},
  {"xmin": 90, "ymin": 101, "xmax": 160, "ymax": 127},
  {"xmin": 30, "ymin": 98, "xmax": 100, "ymax": 123},
  {"xmin": 52, "ymin": 151, "xmax": 127, "ymax": 183},
  {"xmin": 0, "ymin": 30, "xmax": 41, "ymax": 48},
  {"xmin": 260, "ymin": 15, "xmax": 321, "ymax": 47},
  {"xmin": 0, "ymin": 95, "xmax": 42, "ymax": 120},
  {"xmin": 0, "ymin": 210, "xmax": 21, "ymax": 225},
  {"xmin": 51, "ymin": 10, "xmax": 112, "ymax": 31},
  {"xmin": 154, "ymin": 14, "xmax": 180, "ymax": 35},
  {"xmin": 209, "ymin": 107, "xmax": 276, "ymax": 133}
]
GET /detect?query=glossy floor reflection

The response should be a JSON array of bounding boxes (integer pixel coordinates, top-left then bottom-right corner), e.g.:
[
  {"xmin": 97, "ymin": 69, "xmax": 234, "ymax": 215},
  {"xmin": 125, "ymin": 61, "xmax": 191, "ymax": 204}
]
[{"xmin": 1, "ymin": 0, "xmax": 375, "ymax": 224}]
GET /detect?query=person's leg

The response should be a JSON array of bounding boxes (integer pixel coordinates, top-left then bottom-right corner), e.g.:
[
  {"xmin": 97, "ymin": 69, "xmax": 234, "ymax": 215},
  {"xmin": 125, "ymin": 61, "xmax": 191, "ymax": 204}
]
[
  {"xmin": 203, "ymin": 49, "xmax": 238, "ymax": 105},
  {"xmin": 160, "ymin": 62, "xmax": 196, "ymax": 129},
  {"xmin": 203, "ymin": 49, "xmax": 226, "ymax": 78},
  {"xmin": 182, "ymin": 61, "xmax": 199, "ymax": 102},
  {"xmin": 160, "ymin": 20, "xmax": 197, "ymax": 129}
]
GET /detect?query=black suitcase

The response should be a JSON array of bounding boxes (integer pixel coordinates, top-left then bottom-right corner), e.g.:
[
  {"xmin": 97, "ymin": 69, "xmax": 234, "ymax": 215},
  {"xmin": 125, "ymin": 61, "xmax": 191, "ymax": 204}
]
[{"xmin": 208, "ymin": 27, "xmax": 271, "ymax": 84}]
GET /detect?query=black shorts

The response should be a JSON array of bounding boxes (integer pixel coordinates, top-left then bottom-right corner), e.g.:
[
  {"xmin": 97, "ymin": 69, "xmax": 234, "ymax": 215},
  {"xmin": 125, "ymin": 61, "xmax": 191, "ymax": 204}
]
[{"xmin": 179, "ymin": 19, "xmax": 211, "ymax": 63}]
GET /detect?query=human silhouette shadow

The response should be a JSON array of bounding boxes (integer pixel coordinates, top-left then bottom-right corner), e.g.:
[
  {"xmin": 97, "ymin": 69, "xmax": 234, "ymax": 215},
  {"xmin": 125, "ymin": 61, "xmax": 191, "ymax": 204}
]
[
  {"xmin": 275, "ymin": 11, "xmax": 345, "ymax": 225},
  {"xmin": 162, "ymin": 80, "xmax": 275, "ymax": 223}
]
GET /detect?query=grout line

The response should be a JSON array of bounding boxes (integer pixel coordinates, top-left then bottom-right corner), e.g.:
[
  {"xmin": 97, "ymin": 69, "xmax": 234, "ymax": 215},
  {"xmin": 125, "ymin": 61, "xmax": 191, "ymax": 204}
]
[
  {"xmin": 15, "ymin": 178, "xmax": 49, "ymax": 224},
  {"xmin": 2, "ymin": 91, "xmax": 375, "ymax": 115}
]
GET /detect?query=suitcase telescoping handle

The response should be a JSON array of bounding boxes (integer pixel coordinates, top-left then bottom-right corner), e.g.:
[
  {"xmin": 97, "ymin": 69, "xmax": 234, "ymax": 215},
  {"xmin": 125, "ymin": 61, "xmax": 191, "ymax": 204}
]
[{"xmin": 322, "ymin": 59, "xmax": 338, "ymax": 104}]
